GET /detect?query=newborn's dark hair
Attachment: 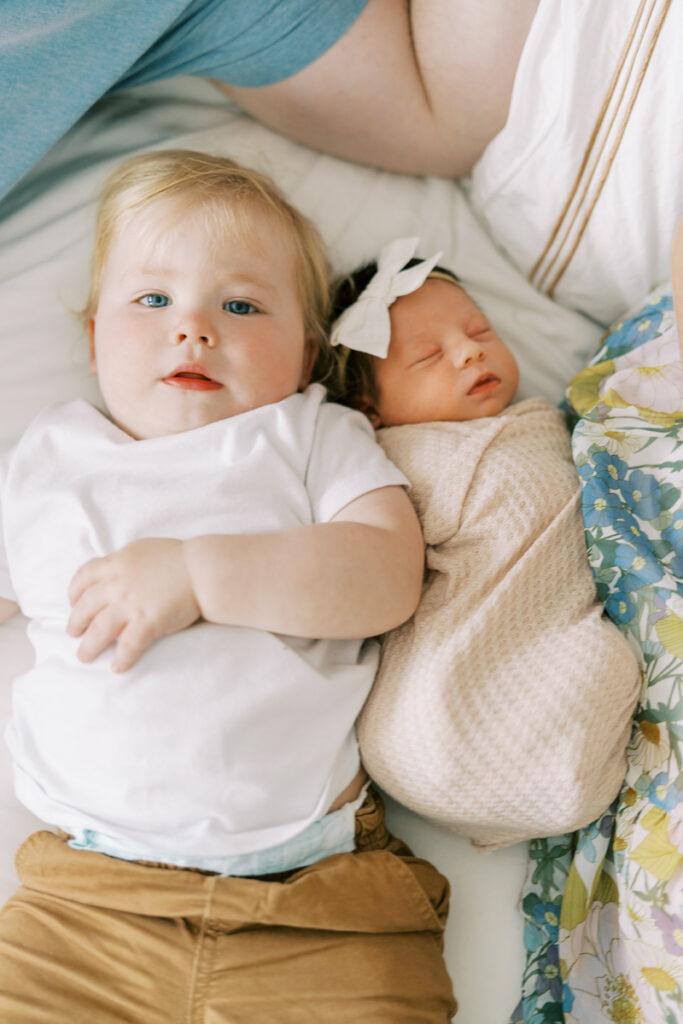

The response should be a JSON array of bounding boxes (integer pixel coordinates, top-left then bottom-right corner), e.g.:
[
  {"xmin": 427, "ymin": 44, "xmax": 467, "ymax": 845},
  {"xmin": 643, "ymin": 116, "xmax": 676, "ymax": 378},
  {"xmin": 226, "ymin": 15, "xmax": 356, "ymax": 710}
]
[{"xmin": 327, "ymin": 257, "xmax": 459, "ymax": 407}]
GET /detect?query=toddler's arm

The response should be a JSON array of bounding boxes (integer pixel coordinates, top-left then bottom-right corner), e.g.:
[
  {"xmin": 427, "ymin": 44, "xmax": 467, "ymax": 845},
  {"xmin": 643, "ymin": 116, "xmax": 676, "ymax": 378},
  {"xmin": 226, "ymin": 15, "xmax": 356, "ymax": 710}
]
[
  {"xmin": 0, "ymin": 598, "xmax": 18, "ymax": 624},
  {"xmin": 67, "ymin": 484, "xmax": 423, "ymax": 672},
  {"xmin": 184, "ymin": 484, "xmax": 423, "ymax": 637}
]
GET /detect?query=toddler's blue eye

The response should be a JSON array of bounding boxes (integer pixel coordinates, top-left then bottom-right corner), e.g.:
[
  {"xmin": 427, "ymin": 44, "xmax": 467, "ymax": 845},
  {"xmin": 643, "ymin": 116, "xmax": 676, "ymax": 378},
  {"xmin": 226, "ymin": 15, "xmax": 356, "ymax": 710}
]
[
  {"xmin": 224, "ymin": 300, "xmax": 255, "ymax": 315},
  {"xmin": 140, "ymin": 294, "xmax": 169, "ymax": 307}
]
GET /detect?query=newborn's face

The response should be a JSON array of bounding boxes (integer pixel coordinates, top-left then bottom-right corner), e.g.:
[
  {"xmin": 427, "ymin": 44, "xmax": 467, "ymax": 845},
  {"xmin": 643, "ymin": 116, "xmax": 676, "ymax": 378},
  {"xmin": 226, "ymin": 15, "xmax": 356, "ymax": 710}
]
[{"xmin": 373, "ymin": 278, "xmax": 519, "ymax": 426}]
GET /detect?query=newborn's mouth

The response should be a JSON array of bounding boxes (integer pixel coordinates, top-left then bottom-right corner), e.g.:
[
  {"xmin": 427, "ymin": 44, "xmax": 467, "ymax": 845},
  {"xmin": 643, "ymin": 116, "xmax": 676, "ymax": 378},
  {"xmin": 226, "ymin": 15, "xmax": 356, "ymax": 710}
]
[{"xmin": 468, "ymin": 372, "xmax": 500, "ymax": 395}]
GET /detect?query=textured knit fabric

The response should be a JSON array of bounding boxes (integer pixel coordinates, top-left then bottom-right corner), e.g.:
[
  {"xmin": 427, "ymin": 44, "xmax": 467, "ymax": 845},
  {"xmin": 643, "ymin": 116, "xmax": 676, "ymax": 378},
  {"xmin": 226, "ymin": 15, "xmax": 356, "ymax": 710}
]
[
  {"xmin": 0, "ymin": 0, "xmax": 369, "ymax": 205},
  {"xmin": 357, "ymin": 398, "xmax": 642, "ymax": 849}
]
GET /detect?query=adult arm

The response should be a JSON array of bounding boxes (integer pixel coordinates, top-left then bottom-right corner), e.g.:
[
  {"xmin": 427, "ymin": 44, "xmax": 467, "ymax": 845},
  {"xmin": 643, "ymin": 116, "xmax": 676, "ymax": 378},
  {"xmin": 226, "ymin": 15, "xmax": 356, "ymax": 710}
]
[
  {"xmin": 215, "ymin": 0, "xmax": 539, "ymax": 177},
  {"xmin": 67, "ymin": 485, "xmax": 424, "ymax": 672}
]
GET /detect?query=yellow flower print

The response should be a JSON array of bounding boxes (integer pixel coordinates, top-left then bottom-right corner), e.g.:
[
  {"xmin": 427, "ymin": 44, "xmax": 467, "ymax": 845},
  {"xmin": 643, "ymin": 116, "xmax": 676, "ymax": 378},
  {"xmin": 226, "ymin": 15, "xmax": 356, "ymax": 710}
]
[
  {"xmin": 629, "ymin": 720, "xmax": 671, "ymax": 773},
  {"xmin": 599, "ymin": 973, "xmax": 644, "ymax": 1024},
  {"xmin": 631, "ymin": 810, "xmax": 682, "ymax": 881},
  {"xmin": 655, "ymin": 612, "xmax": 683, "ymax": 660}
]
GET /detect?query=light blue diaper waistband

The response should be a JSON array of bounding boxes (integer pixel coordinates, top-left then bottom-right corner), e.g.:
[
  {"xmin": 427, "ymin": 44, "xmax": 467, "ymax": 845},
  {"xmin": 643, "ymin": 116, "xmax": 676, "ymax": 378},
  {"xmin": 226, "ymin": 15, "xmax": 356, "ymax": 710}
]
[{"xmin": 68, "ymin": 785, "xmax": 369, "ymax": 876}]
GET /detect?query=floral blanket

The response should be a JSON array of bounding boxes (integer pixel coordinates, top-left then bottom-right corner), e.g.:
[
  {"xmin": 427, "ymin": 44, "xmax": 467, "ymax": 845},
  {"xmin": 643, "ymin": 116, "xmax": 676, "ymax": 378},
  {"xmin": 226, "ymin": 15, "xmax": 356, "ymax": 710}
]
[{"xmin": 511, "ymin": 287, "xmax": 683, "ymax": 1024}]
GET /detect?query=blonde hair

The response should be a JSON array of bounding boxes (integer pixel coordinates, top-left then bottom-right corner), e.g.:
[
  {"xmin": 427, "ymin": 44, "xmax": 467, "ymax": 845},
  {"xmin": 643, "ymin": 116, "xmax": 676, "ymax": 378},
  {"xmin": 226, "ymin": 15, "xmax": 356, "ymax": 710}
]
[{"xmin": 83, "ymin": 149, "xmax": 332, "ymax": 364}]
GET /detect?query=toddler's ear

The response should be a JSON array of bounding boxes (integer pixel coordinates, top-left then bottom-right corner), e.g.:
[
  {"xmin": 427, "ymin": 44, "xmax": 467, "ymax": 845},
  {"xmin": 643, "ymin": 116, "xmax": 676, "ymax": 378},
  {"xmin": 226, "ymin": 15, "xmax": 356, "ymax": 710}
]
[
  {"xmin": 87, "ymin": 319, "xmax": 97, "ymax": 375},
  {"xmin": 351, "ymin": 394, "xmax": 383, "ymax": 430}
]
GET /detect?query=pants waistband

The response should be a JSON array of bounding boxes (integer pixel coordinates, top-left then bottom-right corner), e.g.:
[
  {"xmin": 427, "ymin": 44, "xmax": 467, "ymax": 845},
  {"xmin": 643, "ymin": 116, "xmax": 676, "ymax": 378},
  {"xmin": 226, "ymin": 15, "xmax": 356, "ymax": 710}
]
[{"xmin": 15, "ymin": 788, "xmax": 446, "ymax": 935}]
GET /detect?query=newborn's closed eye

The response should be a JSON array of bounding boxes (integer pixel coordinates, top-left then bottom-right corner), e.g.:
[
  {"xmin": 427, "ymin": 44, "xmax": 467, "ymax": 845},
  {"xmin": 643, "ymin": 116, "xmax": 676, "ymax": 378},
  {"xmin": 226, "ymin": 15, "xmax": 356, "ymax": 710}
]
[
  {"xmin": 410, "ymin": 348, "xmax": 441, "ymax": 367},
  {"xmin": 469, "ymin": 319, "xmax": 493, "ymax": 337}
]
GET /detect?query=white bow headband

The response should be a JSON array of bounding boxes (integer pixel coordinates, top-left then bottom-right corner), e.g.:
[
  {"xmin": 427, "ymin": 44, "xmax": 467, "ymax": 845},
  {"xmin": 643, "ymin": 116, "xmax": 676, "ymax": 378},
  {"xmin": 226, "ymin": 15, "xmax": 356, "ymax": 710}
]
[{"xmin": 330, "ymin": 237, "xmax": 443, "ymax": 359}]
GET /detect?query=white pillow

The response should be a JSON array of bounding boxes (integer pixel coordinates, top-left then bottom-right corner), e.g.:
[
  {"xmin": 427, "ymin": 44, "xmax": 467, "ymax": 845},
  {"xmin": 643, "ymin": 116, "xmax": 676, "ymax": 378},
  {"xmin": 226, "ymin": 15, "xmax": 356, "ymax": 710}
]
[{"xmin": 470, "ymin": 0, "xmax": 683, "ymax": 326}]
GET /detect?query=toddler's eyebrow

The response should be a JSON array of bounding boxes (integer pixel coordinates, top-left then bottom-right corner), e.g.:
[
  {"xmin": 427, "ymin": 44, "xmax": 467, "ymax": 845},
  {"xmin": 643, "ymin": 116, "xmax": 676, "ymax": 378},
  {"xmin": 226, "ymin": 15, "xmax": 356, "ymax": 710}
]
[
  {"xmin": 123, "ymin": 268, "xmax": 277, "ymax": 296},
  {"xmin": 223, "ymin": 274, "xmax": 277, "ymax": 296}
]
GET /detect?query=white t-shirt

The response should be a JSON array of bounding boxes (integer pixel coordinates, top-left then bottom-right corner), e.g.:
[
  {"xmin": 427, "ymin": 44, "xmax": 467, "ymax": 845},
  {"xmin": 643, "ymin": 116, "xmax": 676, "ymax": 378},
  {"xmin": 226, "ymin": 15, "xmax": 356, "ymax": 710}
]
[{"xmin": 0, "ymin": 384, "xmax": 406, "ymax": 856}]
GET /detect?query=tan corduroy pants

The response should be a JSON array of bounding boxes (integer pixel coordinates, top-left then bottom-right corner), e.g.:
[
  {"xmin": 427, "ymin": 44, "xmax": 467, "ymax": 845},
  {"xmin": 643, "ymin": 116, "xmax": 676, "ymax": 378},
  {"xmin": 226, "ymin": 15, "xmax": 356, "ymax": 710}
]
[{"xmin": 0, "ymin": 790, "xmax": 457, "ymax": 1023}]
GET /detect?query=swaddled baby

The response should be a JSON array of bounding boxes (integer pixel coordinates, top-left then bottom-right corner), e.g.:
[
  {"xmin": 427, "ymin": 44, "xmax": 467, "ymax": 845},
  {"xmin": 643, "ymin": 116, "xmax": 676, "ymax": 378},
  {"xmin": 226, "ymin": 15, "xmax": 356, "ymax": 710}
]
[{"xmin": 329, "ymin": 238, "xmax": 642, "ymax": 849}]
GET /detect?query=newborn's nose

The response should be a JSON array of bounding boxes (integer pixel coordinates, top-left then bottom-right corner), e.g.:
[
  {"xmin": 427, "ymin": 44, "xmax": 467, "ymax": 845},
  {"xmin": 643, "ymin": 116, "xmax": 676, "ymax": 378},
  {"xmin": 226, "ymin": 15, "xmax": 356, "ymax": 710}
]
[{"xmin": 451, "ymin": 338, "xmax": 484, "ymax": 368}]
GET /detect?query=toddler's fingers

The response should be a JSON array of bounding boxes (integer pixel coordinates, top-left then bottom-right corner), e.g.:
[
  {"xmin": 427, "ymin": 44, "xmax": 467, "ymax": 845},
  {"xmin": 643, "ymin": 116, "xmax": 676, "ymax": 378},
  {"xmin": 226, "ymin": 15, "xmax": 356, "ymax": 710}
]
[
  {"xmin": 67, "ymin": 557, "xmax": 105, "ymax": 606},
  {"xmin": 76, "ymin": 608, "xmax": 126, "ymax": 664},
  {"xmin": 111, "ymin": 623, "xmax": 156, "ymax": 674},
  {"xmin": 66, "ymin": 582, "xmax": 108, "ymax": 637}
]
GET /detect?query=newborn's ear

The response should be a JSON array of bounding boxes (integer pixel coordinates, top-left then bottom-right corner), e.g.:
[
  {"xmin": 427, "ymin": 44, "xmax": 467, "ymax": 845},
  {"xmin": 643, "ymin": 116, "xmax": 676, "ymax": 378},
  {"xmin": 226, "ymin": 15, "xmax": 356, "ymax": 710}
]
[
  {"xmin": 351, "ymin": 394, "xmax": 382, "ymax": 430},
  {"xmin": 87, "ymin": 319, "xmax": 97, "ymax": 375}
]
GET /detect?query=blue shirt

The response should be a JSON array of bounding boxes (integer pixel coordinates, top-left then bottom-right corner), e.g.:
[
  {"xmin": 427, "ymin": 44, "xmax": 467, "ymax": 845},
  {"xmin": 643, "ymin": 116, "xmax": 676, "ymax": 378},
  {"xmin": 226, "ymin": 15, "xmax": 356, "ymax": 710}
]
[{"xmin": 1, "ymin": 0, "xmax": 369, "ymax": 206}]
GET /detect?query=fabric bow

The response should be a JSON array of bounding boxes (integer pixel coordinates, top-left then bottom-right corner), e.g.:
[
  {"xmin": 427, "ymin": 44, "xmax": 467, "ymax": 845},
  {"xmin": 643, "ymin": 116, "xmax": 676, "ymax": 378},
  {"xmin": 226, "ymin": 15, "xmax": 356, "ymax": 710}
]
[{"xmin": 330, "ymin": 237, "xmax": 443, "ymax": 358}]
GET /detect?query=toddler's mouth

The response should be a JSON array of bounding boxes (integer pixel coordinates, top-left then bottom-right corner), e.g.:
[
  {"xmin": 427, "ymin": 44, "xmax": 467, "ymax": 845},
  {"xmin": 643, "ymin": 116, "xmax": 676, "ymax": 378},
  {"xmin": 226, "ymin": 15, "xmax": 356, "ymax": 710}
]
[{"xmin": 163, "ymin": 364, "xmax": 223, "ymax": 391}]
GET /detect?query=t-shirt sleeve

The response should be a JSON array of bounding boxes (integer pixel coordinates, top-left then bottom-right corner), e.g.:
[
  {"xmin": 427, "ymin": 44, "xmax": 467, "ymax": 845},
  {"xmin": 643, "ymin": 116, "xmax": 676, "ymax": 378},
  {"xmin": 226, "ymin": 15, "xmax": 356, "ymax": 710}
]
[
  {"xmin": 306, "ymin": 400, "xmax": 409, "ymax": 524},
  {"xmin": 121, "ymin": 0, "xmax": 372, "ymax": 90},
  {"xmin": 0, "ymin": 448, "xmax": 16, "ymax": 601}
]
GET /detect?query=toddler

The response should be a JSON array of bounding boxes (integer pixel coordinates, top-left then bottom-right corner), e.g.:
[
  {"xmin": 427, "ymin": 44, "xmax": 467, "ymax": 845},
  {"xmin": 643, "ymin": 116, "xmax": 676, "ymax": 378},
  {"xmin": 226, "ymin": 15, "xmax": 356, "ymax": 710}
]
[
  {"xmin": 329, "ymin": 238, "xmax": 642, "ymax": 849},
  {"xmin": 0, "ymin": 157, "xmax": 457, "ymax": 1022}
]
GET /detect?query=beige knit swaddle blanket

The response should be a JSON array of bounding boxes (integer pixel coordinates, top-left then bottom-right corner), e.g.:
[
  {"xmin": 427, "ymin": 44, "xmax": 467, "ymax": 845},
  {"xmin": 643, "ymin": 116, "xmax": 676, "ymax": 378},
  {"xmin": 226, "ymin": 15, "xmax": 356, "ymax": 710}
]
[{"xmin": 358, "ymin": 398, "xmax": 641, "ymax": 849}]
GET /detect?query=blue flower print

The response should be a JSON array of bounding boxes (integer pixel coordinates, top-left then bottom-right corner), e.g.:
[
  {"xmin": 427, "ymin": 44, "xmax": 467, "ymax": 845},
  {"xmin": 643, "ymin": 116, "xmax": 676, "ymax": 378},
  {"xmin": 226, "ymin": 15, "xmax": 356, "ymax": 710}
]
[
  {"xmin": 582, "ymin": 476, "xmax": 623, "ymax": 529},
  {"xmin": 562, "ymin": 983, "xmax": 575, "ymax": 1013},
  {"xmin": 662, "ymin": 509, "xmax": 683, "ymax": 557},
  {"xmin": 530, "ymin": 900, "xmax": 560, "ymax": 942},
  {"xmin": 575, "ymin": 809, "xmax": 615, "ymax": 865},
  {"xmin": 535, "ymin": 943, "xmax": 563, "ymax": 1003},
  {"xmin": 614, "ymin": 542, "xmax": 664, "ymax": 591},
  {"xmin": 619, "ymin": 469, "xmax": 665, "ymax": 521},
  {"xmin": 671, "ymin": 554, "xmax": 683, "ymax": 585},
  {"xmin": 592, "ymin": 450, "xmax": 629, "ymax": 484},
  {"xmin": 606, "ymin": 587, "xmax": 636, "ymax": 624},
  {"xmin": 576, "ymin": 459, "xmax": 594, "ymax": 482},
  {"xmin": 612, "ymin": 507, "xmax": 653, "ymax": 554},
  {"xmin": 648, "ymin": 772, "xmax": 680, "ymax": 811},
  {"xmin": 576, "ymin": 830, "xmax": 599, "ymax": 864},
  {"xmin": 602, "ymin": 298, "xmax": 671, "ymax": 360},
  {"xmin": 516, "ymin": 998, "xmax": 547, "ymax": 1024}
]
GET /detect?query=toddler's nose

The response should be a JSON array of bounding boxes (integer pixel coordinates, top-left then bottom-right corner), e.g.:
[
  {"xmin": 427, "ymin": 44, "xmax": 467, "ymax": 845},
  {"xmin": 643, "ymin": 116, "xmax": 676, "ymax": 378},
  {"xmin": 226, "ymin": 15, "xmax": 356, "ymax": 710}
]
[{"xmin": 173, "ymin": 312, "xmax": 217, "ymax": 347}]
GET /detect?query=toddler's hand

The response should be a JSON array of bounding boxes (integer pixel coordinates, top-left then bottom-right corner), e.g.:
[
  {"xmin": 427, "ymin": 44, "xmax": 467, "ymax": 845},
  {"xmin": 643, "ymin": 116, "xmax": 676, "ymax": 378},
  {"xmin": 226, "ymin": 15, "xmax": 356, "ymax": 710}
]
[{"xmin": 66, "ymin": 539, "xmax": 201, "ymax": 672}]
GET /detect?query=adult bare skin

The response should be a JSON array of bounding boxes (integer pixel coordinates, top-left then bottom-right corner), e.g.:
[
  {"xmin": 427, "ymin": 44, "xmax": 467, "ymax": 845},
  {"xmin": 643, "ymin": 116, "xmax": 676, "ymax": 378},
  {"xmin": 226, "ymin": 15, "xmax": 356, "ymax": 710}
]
[{"xmin": 216, "ymin": 0, "xmax": 540, "ymax": 178}]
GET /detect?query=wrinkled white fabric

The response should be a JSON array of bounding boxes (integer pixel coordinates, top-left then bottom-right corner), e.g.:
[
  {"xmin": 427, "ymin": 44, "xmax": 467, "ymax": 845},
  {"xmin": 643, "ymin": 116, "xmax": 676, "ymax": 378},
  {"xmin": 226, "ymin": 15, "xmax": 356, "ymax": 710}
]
[
  {"xmin": 470, "ymin": 0, "xmax": 683, "ymax": 325},
  {"xmin": 0, "ymin": 385, "xmax": 406, "ymax": 856}
]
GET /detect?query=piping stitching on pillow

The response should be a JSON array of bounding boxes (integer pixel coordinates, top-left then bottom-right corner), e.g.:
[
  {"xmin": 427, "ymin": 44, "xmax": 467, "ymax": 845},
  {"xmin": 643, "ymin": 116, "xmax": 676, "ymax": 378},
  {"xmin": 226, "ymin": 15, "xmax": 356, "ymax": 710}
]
[{"xmin": 528, "ymin": 0, "xmax": 671, "ymax": 299}]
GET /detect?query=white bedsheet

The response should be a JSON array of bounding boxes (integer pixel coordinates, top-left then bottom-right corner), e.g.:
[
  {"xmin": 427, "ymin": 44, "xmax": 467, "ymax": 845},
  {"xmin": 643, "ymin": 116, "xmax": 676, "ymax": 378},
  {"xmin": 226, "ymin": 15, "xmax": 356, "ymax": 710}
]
[{"xmin": 0, "ymin": 74, "xmax": 605, "ymax": 1023}]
